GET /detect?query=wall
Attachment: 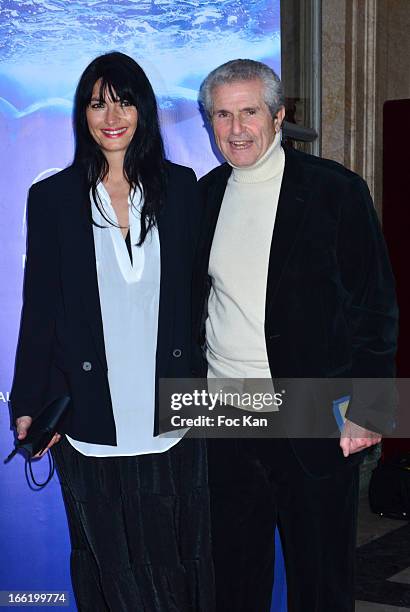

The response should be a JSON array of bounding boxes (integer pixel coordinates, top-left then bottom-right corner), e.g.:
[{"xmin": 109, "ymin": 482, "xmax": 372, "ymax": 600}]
[
  {"xmin": 321, "ymin": 0, "xmax": 410, "ymax": 216},
  {"xmin": 321, "ymin": 0, "xmax": 410, "ymax": 485}
]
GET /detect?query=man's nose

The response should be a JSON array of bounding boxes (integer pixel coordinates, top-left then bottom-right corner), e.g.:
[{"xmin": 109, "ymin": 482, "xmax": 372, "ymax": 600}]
[{"xmin": 231, "ymin": 114, "xmax": 244, "ymax": 134}]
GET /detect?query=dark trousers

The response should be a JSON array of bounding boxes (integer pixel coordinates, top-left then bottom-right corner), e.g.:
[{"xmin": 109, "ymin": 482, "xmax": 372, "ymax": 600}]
[
  {"xmin": 207, "ymin": 438, "xmax": 360, "ymax": 612},
  {"xmin": 52, "ymin": 436, "xmax": 215, "ymax": 612}
]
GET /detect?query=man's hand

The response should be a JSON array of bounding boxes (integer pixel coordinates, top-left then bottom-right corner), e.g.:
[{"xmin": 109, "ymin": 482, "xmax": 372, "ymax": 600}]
[
  {"xmin": 340, "ymin": 418, "xmax": 382, "ymax": 458},
  {"xmin": 15, "ymin": 415, "xmax": 61, "ymax": 458}
]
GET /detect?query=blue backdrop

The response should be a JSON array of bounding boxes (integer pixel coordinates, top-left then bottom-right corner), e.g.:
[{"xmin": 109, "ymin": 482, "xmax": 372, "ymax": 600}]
[{"xmin": 0, "ymin": 1, "xmax": 286, "ymax": 609}]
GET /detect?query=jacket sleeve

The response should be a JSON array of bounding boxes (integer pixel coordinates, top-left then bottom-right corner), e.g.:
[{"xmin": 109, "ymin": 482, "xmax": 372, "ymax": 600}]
[
  {"xmin": 337, "ymin": 176, "xmax": 398, "ymax": 432},
  {"xmin": 10, "ymin": 183, "xmax": 60, "ymax": 421}
]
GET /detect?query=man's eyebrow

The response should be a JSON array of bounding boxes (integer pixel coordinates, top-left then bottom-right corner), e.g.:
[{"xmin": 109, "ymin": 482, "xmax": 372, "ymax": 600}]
[{"xmin": 212, "ymin": 105, "xmax": 261, "ymax": 114}]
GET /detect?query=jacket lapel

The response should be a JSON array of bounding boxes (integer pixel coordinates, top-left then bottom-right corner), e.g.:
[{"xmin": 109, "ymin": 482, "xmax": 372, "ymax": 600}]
[
  {"xmin": 65, "ymin": 166, "xmax": 107, "ymax": 370},
  {"xmin": 193, "ymin": 163, "xmax": 232, "ymax": 338},
  {"xmin": 197, "ymin": 163, "xmax": 232, "ymax": 278},
  {"xmin": 155, "ymin": 197, "xmax": 176, "ymax": 377},
  {"xmin": 265, "ymin": 146, "xmax": 311, "ymax": 317}
]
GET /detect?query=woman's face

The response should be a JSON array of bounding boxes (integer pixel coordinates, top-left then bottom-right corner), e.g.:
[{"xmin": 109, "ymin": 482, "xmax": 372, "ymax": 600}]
[{"xmin": 86, "ymin": 79, "xmax": 138, "ymax": 157}]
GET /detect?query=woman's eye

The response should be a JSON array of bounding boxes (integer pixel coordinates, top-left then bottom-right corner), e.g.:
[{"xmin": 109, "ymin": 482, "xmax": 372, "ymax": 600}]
[
  {"xmin": 120, "ymin": 100, "xmax": 132, "ymax": 107},
  {"xmin": 90, "ymin": 102, "xmax": 104, "ymax": 109}
]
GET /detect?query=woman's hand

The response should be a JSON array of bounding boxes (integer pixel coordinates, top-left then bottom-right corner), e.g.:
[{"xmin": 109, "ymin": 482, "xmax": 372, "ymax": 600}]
[
  {"xmin": 16, "ymin": 415, "xmax": 32, "ymax": 441},
  {"xmin": 15, "ymin": 416, "xmax": 61, "ymax": 458}
]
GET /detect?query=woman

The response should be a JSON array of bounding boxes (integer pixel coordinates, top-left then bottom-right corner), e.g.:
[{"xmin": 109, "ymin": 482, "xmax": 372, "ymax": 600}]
[{"xmin": 11, "ymin": 52, "xmax": 214, "ymax": 611}]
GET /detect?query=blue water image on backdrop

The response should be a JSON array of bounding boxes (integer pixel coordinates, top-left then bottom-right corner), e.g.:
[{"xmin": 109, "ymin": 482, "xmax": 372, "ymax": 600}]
[{"xmin": 0, "ymin": 1, "xmax": 285, "ymax": 610}]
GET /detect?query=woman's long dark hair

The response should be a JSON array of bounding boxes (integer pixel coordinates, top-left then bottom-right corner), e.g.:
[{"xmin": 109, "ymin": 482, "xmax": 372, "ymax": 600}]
[{"xmin": 73, "ymin": 51, "xmax": 167, "ymax": 245}]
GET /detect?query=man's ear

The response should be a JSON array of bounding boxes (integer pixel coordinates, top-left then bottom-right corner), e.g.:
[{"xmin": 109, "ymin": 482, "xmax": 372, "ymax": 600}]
[{"xmin": 275, "ymin": 106, "xmax": 286, "ymax": 132}]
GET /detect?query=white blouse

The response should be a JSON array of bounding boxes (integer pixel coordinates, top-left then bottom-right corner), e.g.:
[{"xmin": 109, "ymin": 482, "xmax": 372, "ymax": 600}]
[{"xmin": 66, "ymin": 182, "xmax": 185, "ymax": 456}]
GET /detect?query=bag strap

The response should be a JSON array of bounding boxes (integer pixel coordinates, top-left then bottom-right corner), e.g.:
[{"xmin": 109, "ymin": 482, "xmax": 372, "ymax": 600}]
[{"xmin": 25, "ymin": 451, "xmax": 55, "ymax": 489}]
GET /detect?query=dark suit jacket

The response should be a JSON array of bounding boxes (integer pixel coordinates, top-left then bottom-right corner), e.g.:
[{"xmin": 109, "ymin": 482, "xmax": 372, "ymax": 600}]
[
  {"xmin": 11, "ymin": 161, "xmax": 200, "ymax": 445},
  {"xmin": 193, "ymin": 145, "xmax": 398, "ymax": 474}
]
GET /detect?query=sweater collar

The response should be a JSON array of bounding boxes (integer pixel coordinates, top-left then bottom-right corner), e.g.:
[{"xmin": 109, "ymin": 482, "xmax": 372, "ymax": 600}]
[{"xmin": 230, "ymin": 132, "xmax": 284, "ymax": 184}]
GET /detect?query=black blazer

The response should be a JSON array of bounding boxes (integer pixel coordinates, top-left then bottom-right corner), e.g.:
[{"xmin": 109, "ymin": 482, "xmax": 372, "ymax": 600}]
[
  {"xmin": 11, "ymin": 161, "xmax": 200, "ymax": 444},
  {"xmin": 193, "ymin": 146, "xmax": 398, "ymax": 473}
]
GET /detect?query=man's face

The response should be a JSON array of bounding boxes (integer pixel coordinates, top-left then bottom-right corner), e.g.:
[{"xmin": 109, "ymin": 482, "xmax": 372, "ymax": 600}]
[{"xmin": 211, "ymin": 79, "xmax": 284, "ymax": 167}]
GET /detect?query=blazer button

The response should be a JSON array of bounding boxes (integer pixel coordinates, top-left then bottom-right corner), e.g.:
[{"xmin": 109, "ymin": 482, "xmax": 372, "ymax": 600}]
[
  {"xmin": 172, "ymin": 349, "xmax": 182, "ymax": 358},
  {"xmin": 82, "ymin": 361, "xmax": 92, "ymax": 372}
]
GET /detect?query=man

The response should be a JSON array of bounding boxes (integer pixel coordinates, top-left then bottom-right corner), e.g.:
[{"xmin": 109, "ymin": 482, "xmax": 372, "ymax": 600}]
[{"xmin": 193, "ymin": 59, "xmax": 398, "ymax": 612}]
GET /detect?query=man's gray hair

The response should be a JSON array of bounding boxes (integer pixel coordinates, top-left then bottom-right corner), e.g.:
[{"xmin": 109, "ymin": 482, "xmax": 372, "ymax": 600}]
[{"xmin": 199, "ymin": 59, "xmax": 285, "ymax": 120}]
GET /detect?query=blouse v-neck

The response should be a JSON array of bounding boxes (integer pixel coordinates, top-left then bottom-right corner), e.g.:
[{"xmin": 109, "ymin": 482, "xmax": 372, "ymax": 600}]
[
  {"xmin": 92, "ymin": 182, "xmax": 144, "ymax": 283},
  {"xmin": 124, "ymin": 230, "xmax": 132, "ymax": 264}
]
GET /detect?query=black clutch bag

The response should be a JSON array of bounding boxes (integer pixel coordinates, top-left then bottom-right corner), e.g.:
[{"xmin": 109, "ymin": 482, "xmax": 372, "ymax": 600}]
[{"xmin": 5, "ymin": 396, "xmax": 71, "ymax": 487}]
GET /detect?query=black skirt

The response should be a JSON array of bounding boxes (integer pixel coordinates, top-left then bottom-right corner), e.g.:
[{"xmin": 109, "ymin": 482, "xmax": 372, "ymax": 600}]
[{"xmin": 52, "ymin": 436, "xmax": 215, "ymax": 612}]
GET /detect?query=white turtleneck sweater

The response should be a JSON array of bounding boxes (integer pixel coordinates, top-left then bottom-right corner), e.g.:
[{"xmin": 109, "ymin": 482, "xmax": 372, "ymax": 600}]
[{"xmin": 206, "ymin": 132, "xmax": 285, "ymax": 380}]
